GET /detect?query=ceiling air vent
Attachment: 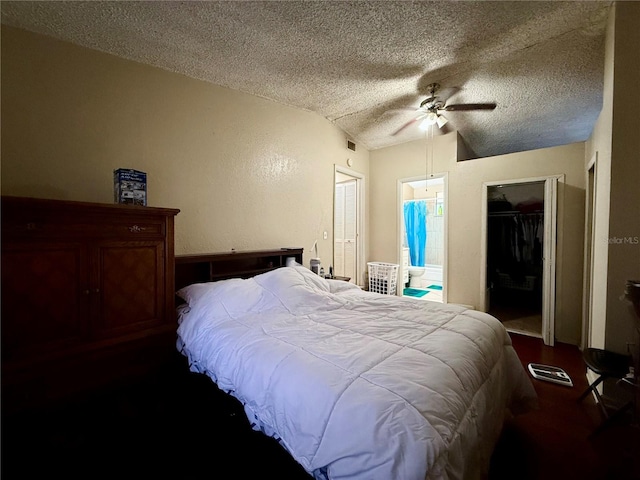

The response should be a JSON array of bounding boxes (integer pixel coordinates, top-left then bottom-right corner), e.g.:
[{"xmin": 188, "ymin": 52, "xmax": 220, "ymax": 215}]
[{"xmin": 347, "ymin": 140, "xmax": 356, "ymax": 151}]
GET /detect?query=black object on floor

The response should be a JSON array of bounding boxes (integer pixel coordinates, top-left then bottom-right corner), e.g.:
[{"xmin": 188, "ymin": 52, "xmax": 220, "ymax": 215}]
[
  {"xmin": 577, "ymin": 348, "xmax": 630, "ymax": 402},
  {"xmin": 577, "ymin": 347, "xmax": 633, "ymax": 434}
]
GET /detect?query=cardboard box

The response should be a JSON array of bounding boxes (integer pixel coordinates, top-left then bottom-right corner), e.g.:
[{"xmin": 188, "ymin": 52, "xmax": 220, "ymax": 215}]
[{"xmin": 114, "ymin": 169, "xmax": 147, "ymax": 206}]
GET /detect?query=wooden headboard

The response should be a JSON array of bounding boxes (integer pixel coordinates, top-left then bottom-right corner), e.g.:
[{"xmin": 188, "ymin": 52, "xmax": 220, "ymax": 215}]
[{"xmin": 175, "ymin": 248, "xmax": 304, "ymax": 291}]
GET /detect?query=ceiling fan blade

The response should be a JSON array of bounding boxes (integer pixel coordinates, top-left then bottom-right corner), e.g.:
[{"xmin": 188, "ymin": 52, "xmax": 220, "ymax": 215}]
[
  {"xmin": 392, "ymin": 117, "xmax": 419, "ymax": 136},
  {"xmin": 389, "ymin": 107, "xmax": 422, "ymax": 113},
  {"xmin": 441, "ymin": 103, "xmax": 497, "ymax": 112},
  {"xmin": 436, "ymin": 86, "xmax": 460, "ymax": 102}
]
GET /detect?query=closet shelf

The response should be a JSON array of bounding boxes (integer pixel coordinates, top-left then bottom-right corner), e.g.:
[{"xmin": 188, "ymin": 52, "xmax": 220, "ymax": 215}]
[{"xmin": 488, "ymin": 210, "xmax": 544, "ymax": 216}]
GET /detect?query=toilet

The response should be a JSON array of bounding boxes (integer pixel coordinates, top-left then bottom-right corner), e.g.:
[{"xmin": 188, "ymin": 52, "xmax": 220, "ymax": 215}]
[{"xmin": 408, "ymin": 266, "xmax": 425, "ymax": 288}]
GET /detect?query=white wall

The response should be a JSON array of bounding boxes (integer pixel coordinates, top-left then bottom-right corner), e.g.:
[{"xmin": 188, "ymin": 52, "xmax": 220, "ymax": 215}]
[
  {"xmin": 371, "ymin": 134, "xmax": 586, "ymax": 344},
  {"xmin": 1, "ymin": 26, "xmax": 370, "ymax": 270}
]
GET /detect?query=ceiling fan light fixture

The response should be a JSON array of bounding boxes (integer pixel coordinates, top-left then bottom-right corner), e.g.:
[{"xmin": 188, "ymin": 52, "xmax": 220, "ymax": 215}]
[
  {"xmin": 391, "ymin": 82, "xmax": 495, "ymax": 137},
  {"xmin": 436, "ymin": 115, "xmax": 448, "ymax": 128},
  {"xmin": 419, "ymin": 112, "xmax": 439, "ymax": 130}
]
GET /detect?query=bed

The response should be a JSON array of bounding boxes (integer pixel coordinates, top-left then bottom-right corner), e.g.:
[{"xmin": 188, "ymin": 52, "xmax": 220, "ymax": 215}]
[{"xmin": 175, "ymin": 251, "xmax": 537, "ymax": 480}]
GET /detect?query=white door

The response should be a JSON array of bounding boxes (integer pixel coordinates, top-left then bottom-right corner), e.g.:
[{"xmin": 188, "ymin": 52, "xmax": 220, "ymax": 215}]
[
  {"xmin": 334, "ymin": 179, "xmax": 357, "ymax": 281},
  {"xmin": 541, "ymin": 176, "xmax": 558, "ymax": 346},
  {"xmin": 582, "ymin": 157, "xmax": 597, "ymax": 350}
]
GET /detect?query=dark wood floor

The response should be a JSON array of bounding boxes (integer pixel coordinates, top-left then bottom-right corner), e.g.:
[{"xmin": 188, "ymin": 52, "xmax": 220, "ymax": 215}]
[
  {"xmin": 491, "ymin": 334, "xmax": 640, "ymax": 480},
  {"xmin": 2, "ymin": 334, "xmax": 639, "ymax": 479}
]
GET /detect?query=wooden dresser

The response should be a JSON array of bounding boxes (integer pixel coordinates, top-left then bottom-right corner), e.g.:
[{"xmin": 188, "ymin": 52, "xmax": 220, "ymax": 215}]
[{"xmin": 1, "ymin": 196, "xmax": 180, "ymax": 412}]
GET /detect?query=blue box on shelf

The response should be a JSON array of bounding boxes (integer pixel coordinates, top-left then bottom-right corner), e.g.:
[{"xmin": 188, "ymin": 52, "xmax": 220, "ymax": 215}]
[{"xmin": 114, "ymin": 168, "xmax": 147, "ymax": 206}]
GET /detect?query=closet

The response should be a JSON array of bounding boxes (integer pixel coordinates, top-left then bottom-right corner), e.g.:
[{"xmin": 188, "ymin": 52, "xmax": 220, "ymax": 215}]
[
  {"xmin": 486, "ymin": 182, "xmax": 545, "ymax": 336},
  {"xmin": 334, "ymin": 178, "xmax": 357, "ymax": 281}
]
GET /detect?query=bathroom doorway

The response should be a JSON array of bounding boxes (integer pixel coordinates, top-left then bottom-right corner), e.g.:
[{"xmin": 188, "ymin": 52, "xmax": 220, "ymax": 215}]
[{"xmin": 398, "ymin": 174, "xmax": 447, "ymax": 303}]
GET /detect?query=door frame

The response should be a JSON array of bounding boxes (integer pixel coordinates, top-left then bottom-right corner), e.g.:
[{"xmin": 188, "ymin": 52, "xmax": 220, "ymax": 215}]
[
  {"xmin": 334, "ymin": 165, "xmax": 365, "ymax": 287},
  {"xmin": 480, "ymin": 174, "xmax": 561, "ymax": 346},
  {"xmin": 582, "ymin": 153, "xmax": 598, "ymax": 350},
  {"xmin": 396, "ymin": 172, "xmax": 448, "ymax": 303}
]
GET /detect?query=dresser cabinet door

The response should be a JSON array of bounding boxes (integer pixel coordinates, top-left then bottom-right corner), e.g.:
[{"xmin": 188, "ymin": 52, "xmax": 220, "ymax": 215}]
[
  {"xmin": 1, "ymin": 242, "xmax": 89, "ymax": 362},
  {"xmin": 92, "ymin": 240, "xmax": 167, "ymax": 338},
  {"xmin": 1, "ymin": 196, "xmax": 179, "ymax": 411}
]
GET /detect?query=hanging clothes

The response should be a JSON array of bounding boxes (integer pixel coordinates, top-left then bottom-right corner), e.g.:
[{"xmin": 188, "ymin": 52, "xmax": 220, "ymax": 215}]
[
  {"xmin": 487, "ymin": 212, "xmax": 544, "ymax": 283},
  {"xmin": 521, "ymin": 213, "xmax": 543, "ymax": 265},
  {"xmin": 403, "ymin": 200, "xmax": 427, "ymax": 267}
]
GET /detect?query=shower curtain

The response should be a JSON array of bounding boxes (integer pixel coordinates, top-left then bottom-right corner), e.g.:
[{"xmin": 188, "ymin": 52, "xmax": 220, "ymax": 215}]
[{"xmin": 404, "ymin": 200, "xmax": 427, "ymax": 267}]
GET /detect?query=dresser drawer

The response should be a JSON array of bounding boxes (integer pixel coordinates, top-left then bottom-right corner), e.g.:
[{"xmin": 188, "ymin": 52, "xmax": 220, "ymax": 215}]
[
  {"xmin": 4, "ymin": 220, "xmax": 166, "ymax": 239},
  {"xmin": 3, "ymin": 212, "xmax": 167, "ymax": 239}
]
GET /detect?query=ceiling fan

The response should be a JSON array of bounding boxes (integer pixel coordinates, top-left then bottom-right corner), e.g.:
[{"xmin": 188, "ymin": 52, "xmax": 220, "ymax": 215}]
[{"xmin": 392, "ymin": 83, "xmax": 497, "ymax": 136}]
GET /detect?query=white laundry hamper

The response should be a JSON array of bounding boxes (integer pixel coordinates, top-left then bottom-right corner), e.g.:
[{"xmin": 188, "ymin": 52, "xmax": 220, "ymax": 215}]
[{"xmin": 367, "ymin": 262, "xmax": 399, "ymax": 295}]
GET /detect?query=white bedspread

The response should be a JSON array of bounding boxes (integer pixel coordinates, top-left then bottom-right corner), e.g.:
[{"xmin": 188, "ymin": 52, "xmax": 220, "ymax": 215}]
[{"xmin": 176, "ymin": 266, "xmax": 537, "ymax": 480}]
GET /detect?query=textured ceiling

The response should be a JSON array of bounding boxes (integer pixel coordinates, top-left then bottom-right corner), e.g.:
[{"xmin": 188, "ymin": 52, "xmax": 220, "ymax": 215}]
[{"xmin": 1, "ymin": 1, "xmax": 611, "ymax": 158}]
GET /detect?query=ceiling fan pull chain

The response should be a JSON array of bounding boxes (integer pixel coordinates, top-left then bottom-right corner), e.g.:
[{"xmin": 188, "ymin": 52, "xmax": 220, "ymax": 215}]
[
  {"xmin": 429, "ymin": 125, "xmax": 434, "ymax": 179},
  {"xmin": 425, "ymin": 124, "xmax": 435, "ymax": 190}
]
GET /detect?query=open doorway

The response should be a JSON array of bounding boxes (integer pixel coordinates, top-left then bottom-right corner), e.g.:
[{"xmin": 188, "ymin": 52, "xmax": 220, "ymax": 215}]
[
  {"xmin": 481, "ymin": 176, "xmax": 558, "ymax": 345},
  {"xmin": 485, "ymin": 182, "xmax": 545, "ymax": 337},
  {"xmin": 398, "ymin": 175, "xmax": 447, "ymax": 303}
]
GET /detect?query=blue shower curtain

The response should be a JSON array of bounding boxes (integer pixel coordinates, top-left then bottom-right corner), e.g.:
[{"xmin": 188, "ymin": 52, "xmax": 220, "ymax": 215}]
[{"xmin": 404, "ymin": 200, "xmax": 427, "ymax": 267}]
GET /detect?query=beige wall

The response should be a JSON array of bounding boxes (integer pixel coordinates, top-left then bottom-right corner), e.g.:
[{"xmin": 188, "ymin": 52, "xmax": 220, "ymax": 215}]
[
  {"xmin": 607, "ymin": 2, "xmax": 640, "ymax": 355},
  {"xmin": 585, "ymin": 2, "xmax": 640, "ymax": 355},
  {"xmin": 371, "ymin": 134, "xmax": 586, "ymax": 344},
  {"xmin": 1, "ymin": 26, "xmax": 370, "ymax": 269},
  {"xmin": 369, "ymin": 132, "xmax": 459, "ymax": 265},
  {"xmin": 584, "ymin": 5, "xmax": 615, "ymax": 350},
  {"xmin": 6, "ymin": 19, "xmax": 634, "ymax": 350}
]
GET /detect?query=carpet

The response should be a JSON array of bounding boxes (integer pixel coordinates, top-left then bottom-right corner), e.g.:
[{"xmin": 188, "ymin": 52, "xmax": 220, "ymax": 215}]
[
  {"xmin": 403, "ymin": 288, "xmax": 429, "ymax": 298},
  {"xmin": 427, "ymin": 284, "xmax": 443, "ymax": 290}
]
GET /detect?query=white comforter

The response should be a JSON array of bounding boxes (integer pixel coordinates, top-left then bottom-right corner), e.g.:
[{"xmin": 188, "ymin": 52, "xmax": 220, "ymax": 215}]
[{"xmin": 176, "ymin": 266, "xmax": 537, "ymax": 480}]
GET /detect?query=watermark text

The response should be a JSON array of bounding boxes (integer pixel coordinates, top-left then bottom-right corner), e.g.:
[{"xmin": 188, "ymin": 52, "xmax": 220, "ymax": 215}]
[{"xmin": 608, "ymin": 236, "xmax": 639, "ymax": 245}]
